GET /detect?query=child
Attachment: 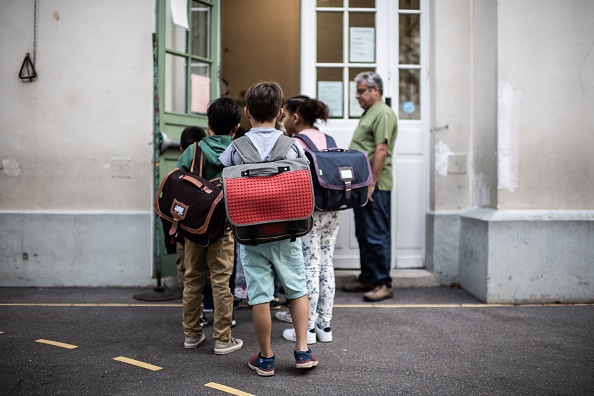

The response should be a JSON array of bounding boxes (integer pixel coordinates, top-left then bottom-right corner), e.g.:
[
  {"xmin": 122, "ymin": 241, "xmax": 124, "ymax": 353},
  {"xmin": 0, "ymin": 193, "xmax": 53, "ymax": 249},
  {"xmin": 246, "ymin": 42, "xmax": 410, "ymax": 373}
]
[
  {"xmin": 277, "ymin": 95, "xmax": 340, "ymax": 344},
  {"xmin": 176, "ymin": 126, "xmax": 209, "ymax": 327},
  {"xmin": 176, "ymin": 98, "xmax": 243, "ymax": 355},
  {"xmin": 174, "ymin": 126, "xmax": 207, "ymax": 286},
  {"xmin": 219, "ymin": 82, "xmax": 318, "ymax": 376}
]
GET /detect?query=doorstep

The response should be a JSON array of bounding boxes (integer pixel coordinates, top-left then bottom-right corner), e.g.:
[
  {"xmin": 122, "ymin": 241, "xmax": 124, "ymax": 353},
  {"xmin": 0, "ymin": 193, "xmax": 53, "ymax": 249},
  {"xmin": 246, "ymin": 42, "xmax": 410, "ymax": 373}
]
[{"xmin": 335, "ymin": 269, "xmax": 440, "ymax": 288}]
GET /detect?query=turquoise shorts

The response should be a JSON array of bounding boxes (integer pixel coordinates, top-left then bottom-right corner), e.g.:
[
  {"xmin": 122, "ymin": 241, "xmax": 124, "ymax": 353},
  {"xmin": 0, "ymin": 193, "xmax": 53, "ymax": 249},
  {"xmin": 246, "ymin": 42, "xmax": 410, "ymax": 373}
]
[{"xmin": 240, "ymin": 238, "xmax": 307, "ymax": 305}]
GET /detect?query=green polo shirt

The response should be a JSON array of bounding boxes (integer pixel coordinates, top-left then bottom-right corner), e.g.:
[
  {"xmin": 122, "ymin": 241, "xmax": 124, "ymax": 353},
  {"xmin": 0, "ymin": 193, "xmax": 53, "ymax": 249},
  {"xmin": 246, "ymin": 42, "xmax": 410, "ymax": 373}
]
[{"xmin": 349, "ymin": 101, "xmax": 398, "ymax": 191}]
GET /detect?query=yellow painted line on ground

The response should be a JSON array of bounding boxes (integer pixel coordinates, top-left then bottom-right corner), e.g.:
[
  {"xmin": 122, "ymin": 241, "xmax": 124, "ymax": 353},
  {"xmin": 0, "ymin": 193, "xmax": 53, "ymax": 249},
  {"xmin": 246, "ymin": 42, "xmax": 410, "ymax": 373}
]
[
  {"xmin": 35, "ymin": 339, "xmax": 78, "ymax": 349},
  {"xmin": 113, "ymin": 356, "xmax": 162, "ymax": 371},
  {"xmin": 0, "ymin": 303, "xmax": 182, "ymax": 307},
  {"xmin": 0, "ymin": 302, "xmax": 591, "ymax": 308},
  {"xmin": 205, "ymin": 382, "xmax": 254, "ymax": 396},
  {"xmin": 334, "ymin": 303, "xmax": 594, "ymax": 308}
]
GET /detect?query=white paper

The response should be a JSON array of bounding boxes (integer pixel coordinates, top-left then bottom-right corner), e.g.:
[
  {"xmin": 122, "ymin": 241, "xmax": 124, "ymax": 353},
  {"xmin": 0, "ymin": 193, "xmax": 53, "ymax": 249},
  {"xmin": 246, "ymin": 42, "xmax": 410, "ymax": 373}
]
[
  {"xmin": 318, "ymin": 81, "xmax": 343, "ymax": 118},
  {"xmin": 191, "ymin": 74, "xmax": 210, "ymax": 114},
  {"xmin": 171, "ymin": 0, "xmax": 189, "ymax": 29},
  {"xmin": 349, "ymin": 81, "xmax": 364, "ymax": 117},
  {"xmin": 350, "ymin": 27, "xmax": 375, "ymax": 63}
]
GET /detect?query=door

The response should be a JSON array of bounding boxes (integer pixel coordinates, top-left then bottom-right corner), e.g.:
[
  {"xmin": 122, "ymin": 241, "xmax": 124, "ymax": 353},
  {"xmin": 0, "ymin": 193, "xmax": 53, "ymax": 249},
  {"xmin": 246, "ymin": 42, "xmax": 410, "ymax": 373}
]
[
  {"xmin": 155, "ymin": 0, "xmax": 221, "ymax": 278},
  {"xmin": 300, "ymin": 0, "xmax": 429, "ymax": 269}
]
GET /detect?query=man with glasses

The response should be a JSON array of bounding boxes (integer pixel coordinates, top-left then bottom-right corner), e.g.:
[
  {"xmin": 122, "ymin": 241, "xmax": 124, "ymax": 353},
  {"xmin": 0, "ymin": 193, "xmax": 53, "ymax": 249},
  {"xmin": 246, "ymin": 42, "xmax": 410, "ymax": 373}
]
[{"xmin": 343, "ymin": 71, "xmax": 398, "ymax": 302}]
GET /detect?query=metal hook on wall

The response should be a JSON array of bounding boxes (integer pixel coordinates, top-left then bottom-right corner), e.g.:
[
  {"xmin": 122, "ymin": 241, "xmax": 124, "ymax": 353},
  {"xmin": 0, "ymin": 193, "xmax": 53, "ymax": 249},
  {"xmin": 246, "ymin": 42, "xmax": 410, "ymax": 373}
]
[
  {"xmin": 19, "ymin": 53, "xmax": 37, "ymax": 82},
  {"xmin": 19, "ymin": 0, "xmax": 38, "ymax": 82}
]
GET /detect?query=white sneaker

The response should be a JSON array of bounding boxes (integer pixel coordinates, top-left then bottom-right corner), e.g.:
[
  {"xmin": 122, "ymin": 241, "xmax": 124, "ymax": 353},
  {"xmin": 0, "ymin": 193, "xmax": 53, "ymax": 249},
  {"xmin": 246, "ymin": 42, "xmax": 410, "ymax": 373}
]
[
  {"xmin": 234, "ymin": 285, "xmax": 248, "ymax": 299},
  {"xmin": 315, "ymin": 325, "xmax": 333, "ymax": 342},
  {"xmin": 184, "ymin": 333, "xmax": 205, "ymax": 349},
  {"xmin": 282, "ymin": 328, "xmax": 316, "ymax": 344},
  {"xmin": 214, "ymin": 337, "xmax": 243, "ymax": 355},
  {"xmin": 275, "ymin": 311, "xmax": 293, "ymax": 323}
]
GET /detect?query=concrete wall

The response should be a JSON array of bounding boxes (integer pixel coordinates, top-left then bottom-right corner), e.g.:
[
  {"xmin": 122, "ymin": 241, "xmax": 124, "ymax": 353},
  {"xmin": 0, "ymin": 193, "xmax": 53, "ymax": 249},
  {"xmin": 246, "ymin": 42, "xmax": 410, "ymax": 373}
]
[
  {"xmin": 458, "ymin": 210, "xmax": 594, "ymax": 303},
  {"xmin": 428, "ymin": 0, "xmax": 594, "ymax": 302},
  {"xmin": 0, "ymin": 212, "xmax": 152, "ymax": 287},
  {"xmin": 497, "ymin": 0, "xmax": 594, "ymax": 209},
  {"xmin": 471, "ymin": 0, "xmax": 498, "ymax": 209},
  {"xmin": 0, "ymin": 0, "xmax": 155, "ymax": 286},
  {"xmin": 430, "ymin": 0, "xmax": 472, "ymax": 211}
]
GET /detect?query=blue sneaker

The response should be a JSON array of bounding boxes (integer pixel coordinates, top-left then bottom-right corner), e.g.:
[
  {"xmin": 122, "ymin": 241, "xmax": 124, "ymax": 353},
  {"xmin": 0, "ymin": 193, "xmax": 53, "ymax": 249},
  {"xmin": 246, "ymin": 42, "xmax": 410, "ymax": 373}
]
[
  {"xmin": 248, "ymin": 353, "xmax": 275, "ymax": 377},
  {"xmin": 294, "ymin": 348, "xmax": 319, "ymax": 369}
]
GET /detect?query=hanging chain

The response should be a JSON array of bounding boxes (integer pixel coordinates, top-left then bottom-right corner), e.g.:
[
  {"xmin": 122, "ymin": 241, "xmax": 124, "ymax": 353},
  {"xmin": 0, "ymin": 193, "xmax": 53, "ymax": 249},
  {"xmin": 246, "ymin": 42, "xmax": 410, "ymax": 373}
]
[{"xmin": 33, "ymin": 0, "xmax": 38, "ymax": 64}]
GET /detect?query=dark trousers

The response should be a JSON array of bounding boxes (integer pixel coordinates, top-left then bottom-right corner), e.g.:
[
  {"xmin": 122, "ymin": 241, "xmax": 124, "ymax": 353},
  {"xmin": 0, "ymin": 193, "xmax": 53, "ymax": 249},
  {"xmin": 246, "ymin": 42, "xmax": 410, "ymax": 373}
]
[{"xmin": 353, "ymin": 189, "xmax": 392, "ymax": 287}]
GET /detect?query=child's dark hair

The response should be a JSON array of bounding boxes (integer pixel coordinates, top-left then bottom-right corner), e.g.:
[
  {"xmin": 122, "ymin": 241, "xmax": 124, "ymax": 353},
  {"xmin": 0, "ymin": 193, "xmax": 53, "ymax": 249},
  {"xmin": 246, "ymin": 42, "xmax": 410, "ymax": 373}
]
[
  {"xmin": 245, "ymin": 82, "xmax": 283, "ymax": 123},
  {"xmin": 284, "ymin": 95, "xmax": 329, "ymax": 125},
  {"xmin": 180, "ymin": 126, "xmax": 207, "ymax": 150},
  {"xmin": 207, "ymin": 98, "xmax": 242, "ymax": 135}
]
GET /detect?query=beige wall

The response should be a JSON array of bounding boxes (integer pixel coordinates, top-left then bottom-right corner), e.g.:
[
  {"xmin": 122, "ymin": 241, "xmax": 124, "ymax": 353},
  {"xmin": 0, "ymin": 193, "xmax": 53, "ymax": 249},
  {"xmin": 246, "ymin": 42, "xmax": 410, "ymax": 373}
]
[
  {"xmin": 431, "ymin": 0, "xmax": 594, "ymax": 211},
  {"xmin": 430, "ymin": 0, "xmax": 472, "ymax": 211},
  {"xmin": 0, "ymin": 0, "xmax": 154, "ymax": 211},
  {"xmin": 221, "ymin": 0, "xmax": 300, "ymax": 102},
  {"xmin": 497, "ymin": 0, "xmax": 594, "ymax": 210},
  {"xmin": 0, "ymin": 0, "xmax": 155, "ymax": 287}
]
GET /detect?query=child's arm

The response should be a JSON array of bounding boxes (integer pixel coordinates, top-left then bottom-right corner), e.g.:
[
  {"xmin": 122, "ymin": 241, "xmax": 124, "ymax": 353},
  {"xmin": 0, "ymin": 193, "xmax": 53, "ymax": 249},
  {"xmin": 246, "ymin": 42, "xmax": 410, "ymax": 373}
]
[{"xmin": 219, "ymin": 144, "xmax": 238, "ymax": 166}]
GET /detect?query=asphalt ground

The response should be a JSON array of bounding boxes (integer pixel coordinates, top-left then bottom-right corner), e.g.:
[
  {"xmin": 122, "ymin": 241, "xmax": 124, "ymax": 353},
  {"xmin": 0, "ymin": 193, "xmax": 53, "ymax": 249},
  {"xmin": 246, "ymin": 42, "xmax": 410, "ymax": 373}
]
[{"xmin": 0, "ymin": 286, "xmax": 593, "ymax": 396}]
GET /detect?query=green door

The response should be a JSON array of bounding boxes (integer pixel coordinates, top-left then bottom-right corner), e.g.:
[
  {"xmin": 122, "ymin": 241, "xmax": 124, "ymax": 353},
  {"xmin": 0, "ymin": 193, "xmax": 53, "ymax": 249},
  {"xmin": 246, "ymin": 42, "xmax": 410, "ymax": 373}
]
[{"xmin": 154, "ymin": 0, "xmax": 220, "ymax": 279}]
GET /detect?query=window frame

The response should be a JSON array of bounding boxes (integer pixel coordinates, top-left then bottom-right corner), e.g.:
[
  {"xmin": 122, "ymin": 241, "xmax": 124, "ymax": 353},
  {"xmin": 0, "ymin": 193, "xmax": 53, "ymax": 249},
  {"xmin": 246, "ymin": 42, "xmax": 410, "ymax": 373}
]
[{"xmin": 156, "ymin": 0, "xmax": 220, "ymax": 136}]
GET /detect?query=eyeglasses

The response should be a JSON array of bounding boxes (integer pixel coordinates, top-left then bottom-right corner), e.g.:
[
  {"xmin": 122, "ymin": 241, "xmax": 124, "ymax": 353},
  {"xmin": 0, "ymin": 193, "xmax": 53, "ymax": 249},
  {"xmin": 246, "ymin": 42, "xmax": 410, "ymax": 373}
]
[{"xmin": 356, "ymin": 87, "xmax": 371, "ymax": 95}]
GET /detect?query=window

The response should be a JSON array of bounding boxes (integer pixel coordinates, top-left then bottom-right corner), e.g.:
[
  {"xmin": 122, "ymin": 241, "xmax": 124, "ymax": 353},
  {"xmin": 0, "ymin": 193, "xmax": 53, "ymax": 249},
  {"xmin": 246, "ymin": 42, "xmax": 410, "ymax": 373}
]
[
  {"xmin": 398, "ymin": 0, "xmax": 421, "ymax": 120},
  {"xmin": 158, "ymin": 0, "xmax": 218, "ymax": 120},
  {"xmin": 315, "ymin": 0, "xmax": 377, "ymax": 119}
]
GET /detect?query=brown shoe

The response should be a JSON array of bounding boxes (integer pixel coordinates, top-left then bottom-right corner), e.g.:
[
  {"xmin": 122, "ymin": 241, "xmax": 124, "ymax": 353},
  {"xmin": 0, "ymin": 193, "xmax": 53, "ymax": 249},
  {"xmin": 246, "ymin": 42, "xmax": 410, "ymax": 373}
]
[
  {"xmin": 363, "ymin": 285, "xmax": 394, "ymax": 302},
  {"xmin": 343, "ymin": 281, "xmax": 375, "ymax": 293}
]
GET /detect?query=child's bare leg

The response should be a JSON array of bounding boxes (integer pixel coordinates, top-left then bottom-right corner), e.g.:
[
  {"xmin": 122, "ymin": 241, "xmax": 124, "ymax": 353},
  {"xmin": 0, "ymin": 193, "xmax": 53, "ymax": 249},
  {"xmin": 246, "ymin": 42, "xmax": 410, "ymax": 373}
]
[
  {"xmin": 252, "ymin": 302, "xmax": 273, "ymax": 357},
  {"xmin": 289, "ymin": 295, "xmax": 309, "ymax": 351}
]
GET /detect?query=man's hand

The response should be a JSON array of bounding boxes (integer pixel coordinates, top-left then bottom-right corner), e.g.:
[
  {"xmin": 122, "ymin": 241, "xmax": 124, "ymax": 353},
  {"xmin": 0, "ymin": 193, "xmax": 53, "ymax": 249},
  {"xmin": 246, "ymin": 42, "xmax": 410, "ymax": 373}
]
[
  {"xmin": 368, "ymin": 183, "xmax": 376, "ymax": 202},
  {"xmin": 368, "ymin": 142, "xmax": 388, "ymax": 202}
]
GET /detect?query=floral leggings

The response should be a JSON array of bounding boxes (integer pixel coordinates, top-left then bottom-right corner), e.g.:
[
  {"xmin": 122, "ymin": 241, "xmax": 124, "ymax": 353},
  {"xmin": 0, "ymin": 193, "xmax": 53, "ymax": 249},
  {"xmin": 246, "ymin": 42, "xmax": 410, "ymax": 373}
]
[{"xmin": 302, "ymin": 210, "xmax": 340, "ymax": 330}]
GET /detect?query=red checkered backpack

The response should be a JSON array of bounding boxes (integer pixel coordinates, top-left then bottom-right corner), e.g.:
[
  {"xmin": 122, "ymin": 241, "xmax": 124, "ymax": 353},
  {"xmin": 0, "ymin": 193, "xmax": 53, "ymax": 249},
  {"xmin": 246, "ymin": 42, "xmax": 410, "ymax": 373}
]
[{"xmin": 221, "ymin": 135, "xmax": 314, "ymax": 246}]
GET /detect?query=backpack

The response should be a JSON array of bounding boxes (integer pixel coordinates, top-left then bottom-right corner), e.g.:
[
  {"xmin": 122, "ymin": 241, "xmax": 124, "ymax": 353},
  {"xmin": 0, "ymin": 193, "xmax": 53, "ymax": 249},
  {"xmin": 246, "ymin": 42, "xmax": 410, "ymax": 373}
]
[
  {"xmin": 294, "ymin": 133, "xmax": 373, "ymax": 211},
  {"xmin": 221, "ymin": 135, "xmax": 314, "ymax": 246},
  {"xmin": 154, "ymin": 143, "xmax": 227, "ymax": 247}
]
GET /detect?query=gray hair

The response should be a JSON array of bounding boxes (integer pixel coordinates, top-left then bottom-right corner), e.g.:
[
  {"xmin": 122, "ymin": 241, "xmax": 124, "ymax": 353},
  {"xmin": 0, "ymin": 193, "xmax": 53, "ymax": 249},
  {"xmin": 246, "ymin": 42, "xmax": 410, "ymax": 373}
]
[{"xmin": 354, "ymin": 71, "xmax": 383, "ymax": 96}]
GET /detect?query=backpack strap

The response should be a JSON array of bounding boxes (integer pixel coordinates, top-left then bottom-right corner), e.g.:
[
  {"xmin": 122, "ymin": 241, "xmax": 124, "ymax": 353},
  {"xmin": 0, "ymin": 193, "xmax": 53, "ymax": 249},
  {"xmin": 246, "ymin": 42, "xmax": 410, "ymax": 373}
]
[
  {"xmin": 189, "ymin": 142, "xmax": 204, "ymax": 176},
  {"xmin": 232, "ymin": 135, "xmax": 295, "ymax": 164},
  {"xmin": 268, "ymin": 135, "xmax": 295, "ymax": 161},
  {"xmin": 325, "ymin": 134, "xmax": 338, "ymax": 149},
  {"xmin": 295, "ymin": 133, "xmax": 337, "ymax": 151},
  {"xmin": 231, "ymin": 136, "xmax": 262, "ymax": 164}
]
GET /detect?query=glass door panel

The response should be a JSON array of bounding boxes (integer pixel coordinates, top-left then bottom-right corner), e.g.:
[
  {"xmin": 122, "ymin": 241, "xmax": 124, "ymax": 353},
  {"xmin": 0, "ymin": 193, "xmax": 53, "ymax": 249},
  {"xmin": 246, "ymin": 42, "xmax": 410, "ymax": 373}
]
[
  {"xmin": 191, "ymin": 2, "xmax": 210, "ymax": 58},
  {"xmin": 317, "ymin": 12, "xmax": 343, "ymax": 63}
]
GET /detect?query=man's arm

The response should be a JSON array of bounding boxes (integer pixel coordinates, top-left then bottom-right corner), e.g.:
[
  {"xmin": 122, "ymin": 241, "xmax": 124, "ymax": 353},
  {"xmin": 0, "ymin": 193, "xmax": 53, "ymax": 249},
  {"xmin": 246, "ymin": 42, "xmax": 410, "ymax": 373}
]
[{"xmin": 368, "ymin": 142, "xmax": 388, "ymax": 201}]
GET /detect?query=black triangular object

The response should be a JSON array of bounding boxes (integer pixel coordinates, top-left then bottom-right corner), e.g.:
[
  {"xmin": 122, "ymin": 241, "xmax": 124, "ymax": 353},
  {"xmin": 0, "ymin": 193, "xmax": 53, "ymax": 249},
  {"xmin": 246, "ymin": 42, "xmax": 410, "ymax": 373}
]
[{"xmin": 19, "ymin": 53, "xmax": 37, "ymax": 81}]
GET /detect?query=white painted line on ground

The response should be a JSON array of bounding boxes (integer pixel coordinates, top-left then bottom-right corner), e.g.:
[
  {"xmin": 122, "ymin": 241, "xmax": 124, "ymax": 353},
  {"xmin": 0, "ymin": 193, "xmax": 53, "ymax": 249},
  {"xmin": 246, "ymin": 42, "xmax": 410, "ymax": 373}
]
[
  {"xmin": 205, "ymin": 382, "xmax": 255, "ymax": 396},
  {"xmin": 35, "ymin": 339, "xmax": 78, "ymax": 349}
]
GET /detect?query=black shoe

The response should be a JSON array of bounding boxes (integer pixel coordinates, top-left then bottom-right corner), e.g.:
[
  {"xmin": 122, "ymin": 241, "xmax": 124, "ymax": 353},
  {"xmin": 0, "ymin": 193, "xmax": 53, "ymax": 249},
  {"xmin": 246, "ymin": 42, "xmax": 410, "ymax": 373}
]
[
  {"xmin": 200, "ymin": 313, "xmax": 209, "ymax": 327},
  {"xmin": 270, "ymin": 297, "xmax": 281, "ymax": 310}
]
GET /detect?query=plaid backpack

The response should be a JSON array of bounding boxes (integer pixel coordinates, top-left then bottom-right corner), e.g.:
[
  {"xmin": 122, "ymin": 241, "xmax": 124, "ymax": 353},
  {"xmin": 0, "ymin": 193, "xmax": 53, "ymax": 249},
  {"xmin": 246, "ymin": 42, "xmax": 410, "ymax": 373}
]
[
  {"xmin": 295, "ymin": 133, "xmax": 372, "ymax": 211},
  {"xmin": 222, "ymin": 135, "xmax": 314, "ymax": 246},
  {"xmin": 154, "ymin": 143, "xmax": 227, "ymax": 247}
]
